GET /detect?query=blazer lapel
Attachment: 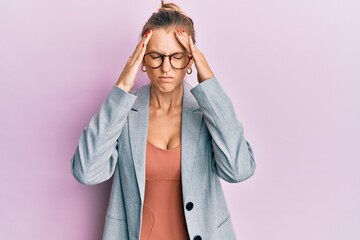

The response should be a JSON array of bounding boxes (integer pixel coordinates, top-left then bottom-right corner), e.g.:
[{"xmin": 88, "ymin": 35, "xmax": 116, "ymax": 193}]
[
  {"xmin": 128, "ymin": 84, "xmax": 150, "ymax": 204},
  {"xmin": 128, "ymin": 81, "xmax": 202, "ymax": 204},
  {"xmin": 181, "ymin": 81, "xmax": 203, "ymax": 197}
]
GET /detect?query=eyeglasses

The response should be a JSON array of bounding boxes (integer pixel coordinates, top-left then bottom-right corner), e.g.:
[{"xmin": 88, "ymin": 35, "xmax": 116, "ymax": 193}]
[{"xmin": 143, "ymin": 51, "xmax": 193, "ymax": 70}]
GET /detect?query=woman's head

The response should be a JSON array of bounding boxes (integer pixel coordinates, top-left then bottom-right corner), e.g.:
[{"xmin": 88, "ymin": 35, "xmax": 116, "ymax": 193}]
[{"xmin": 141, "ymin": 1, "xmax": 195, "ymax": 93}]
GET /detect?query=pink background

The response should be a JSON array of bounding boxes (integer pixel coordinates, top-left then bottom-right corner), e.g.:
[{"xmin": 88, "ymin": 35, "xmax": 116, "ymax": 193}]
[{"xmin": 1, "ymin": 0, "xmax": 359, "ymax": 239}]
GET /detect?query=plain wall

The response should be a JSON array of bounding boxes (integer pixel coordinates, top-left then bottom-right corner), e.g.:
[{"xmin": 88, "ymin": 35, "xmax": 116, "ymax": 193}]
[{"xmin": 1, "ymin": 0, "xmax": 359, "ymax": 239}]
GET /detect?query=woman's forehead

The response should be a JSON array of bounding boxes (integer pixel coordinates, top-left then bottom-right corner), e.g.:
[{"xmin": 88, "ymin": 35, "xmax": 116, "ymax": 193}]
[{"xmin": 147, "ymin": 28, "xmax": 185, "ymax": 53}]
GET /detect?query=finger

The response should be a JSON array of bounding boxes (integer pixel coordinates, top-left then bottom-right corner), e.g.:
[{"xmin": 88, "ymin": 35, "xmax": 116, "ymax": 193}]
[
  {"xmin": 132, "ymin": 30, "xmax": 152, "ymax": 61},
  {"xmin": 130, "ymin": 30, "xmax": 152, "ymax": 65},
  {"xmin": 175, "ymin": 29, "xmax": 191, "ymax": 53},
  {"xmin": 134, "ymin": 30, "xmax": 153, "ymax": 66},
  {"xmin": 130, "ymin": 35, "xmax": 146, "ymax": 60},
  {"xmin": 188, "ymin": 35, "xmax": 196, "ymax": 56}
]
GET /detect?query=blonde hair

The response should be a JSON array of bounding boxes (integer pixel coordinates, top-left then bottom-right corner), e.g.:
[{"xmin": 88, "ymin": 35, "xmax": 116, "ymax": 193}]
[{"xmin": 140, "ymin": 1, "xmax": 196, "ymax": 43}]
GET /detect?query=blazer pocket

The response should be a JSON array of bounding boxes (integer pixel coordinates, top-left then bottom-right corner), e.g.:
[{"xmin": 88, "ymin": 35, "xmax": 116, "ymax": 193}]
[
  {"xmin": 216, "ymin": 215, "xmax": 237, "ymax": 240},
  {"xmin": 217, "ymin": 215, "xmax": 230, "ymax": 228},
  {"xmin": 140, "ymin": 205, "xmax": 155, "ymax": 240}
]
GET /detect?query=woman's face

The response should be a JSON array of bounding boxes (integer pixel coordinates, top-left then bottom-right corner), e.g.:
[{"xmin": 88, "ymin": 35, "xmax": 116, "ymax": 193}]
[{"xmin": 144, "ymin": 27, "xmax": 192, "ymax": 93}]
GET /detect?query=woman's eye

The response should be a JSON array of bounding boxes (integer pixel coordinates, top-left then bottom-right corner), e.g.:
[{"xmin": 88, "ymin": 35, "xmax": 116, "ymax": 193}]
[
  {"xmin": 173, "ymin": 54, "xmax": 184, "ymax": 60},
  {"xmin": 151, "ymin": 56, "xmax": 162, "ymax": 59}
]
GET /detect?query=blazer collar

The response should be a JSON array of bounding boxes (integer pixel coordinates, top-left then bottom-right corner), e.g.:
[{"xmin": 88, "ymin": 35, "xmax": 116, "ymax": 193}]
[{"xmin": 130, "ymin": 80, "xmax": 199, "ymax": 112}]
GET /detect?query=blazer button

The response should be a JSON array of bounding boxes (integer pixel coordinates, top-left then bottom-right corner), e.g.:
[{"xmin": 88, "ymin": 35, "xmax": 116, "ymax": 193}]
[
  {"xmin": 186, "ymin": 202, "xmax": 194, "ymax": 211},
  {"xmin": 193, "ymin": 235, "xmax": 202, "ymax": 240}
]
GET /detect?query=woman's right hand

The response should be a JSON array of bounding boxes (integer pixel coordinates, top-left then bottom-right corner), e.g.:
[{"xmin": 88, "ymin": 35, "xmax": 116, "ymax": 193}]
[{"xmin": 115, "ymin": 30, "xmax": 153, "ymax": 92}]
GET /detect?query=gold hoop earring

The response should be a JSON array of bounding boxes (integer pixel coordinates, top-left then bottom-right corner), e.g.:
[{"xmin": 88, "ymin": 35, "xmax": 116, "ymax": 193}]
[
  {"xmin": 187, "ymin": 68, "xmax": 192, "ymax": 74},
  {"xmin": 141, "ymin": 65, "xmax": 146, "ymax": 72}
]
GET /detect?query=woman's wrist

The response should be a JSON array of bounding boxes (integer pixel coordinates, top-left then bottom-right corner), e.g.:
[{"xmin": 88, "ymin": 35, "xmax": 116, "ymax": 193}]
[{"xmin": 115, "ymin": 82, "xmax": 132, "ymax": 93}]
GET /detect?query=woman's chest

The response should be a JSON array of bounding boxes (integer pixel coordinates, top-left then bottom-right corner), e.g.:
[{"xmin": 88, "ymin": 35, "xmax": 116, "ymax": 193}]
[{"xmin": 147, "ymin": 108, "xmax": 182, "ymax": 150}]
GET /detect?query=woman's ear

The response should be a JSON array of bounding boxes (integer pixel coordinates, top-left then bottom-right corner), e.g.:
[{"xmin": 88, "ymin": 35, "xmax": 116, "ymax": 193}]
[
  {"xmin": 190, "ymin": 58, "xmax": 194, "ymax": 68},
  {"xmin": 188, "ymin": 56, "xmax": 194, "ymax": 68}
]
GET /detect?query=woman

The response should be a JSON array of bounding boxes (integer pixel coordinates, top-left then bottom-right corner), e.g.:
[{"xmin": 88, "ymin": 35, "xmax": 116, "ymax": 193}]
[{"xmin": 71, "ymin": 2, "xmax": 256, "ymax": 240}]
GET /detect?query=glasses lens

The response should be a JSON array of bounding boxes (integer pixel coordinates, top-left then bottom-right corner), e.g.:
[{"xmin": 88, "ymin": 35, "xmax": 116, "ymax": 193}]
[
  {"xmin": 170, "ymin": 53, "xmax": 189, "ymax": 69},
  {"xmin": 144, "ymin": 53, "xmax": 163, "ymax": 68}
]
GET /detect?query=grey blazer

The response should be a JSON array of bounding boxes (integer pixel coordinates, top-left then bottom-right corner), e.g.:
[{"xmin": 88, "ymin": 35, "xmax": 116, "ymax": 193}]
[{"xmin": 71, "ymin": 77, "xmax": 256, "ymax": 240}]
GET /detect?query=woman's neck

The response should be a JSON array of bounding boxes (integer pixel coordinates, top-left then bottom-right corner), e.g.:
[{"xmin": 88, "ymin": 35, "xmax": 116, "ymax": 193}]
[{"xmin": 149, "ymin": 84, "xmax": 183, "ymax": 114}]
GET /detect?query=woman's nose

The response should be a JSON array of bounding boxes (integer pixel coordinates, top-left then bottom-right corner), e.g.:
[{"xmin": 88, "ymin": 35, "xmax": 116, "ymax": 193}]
[{"xmin": 161, "ymin": 56, "xmax": 172, "ymax": 72}]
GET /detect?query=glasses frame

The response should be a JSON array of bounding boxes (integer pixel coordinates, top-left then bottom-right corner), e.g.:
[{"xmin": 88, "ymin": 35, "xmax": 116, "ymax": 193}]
[{"xmin": 143, "ymin": 51, "xmax": 193, "ymax": 70}]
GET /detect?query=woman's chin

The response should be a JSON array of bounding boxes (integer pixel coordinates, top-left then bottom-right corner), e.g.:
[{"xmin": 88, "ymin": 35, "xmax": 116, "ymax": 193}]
[
  {"xmin": 158, "ymin": 84, "xmax": 176, "ymax": 93},
  {"xmin": 153, "ymin": 80, "xmax": 182, "ymax": 92}
]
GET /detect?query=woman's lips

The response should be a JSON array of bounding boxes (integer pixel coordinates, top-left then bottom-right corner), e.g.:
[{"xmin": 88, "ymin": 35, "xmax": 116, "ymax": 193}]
[{"xmin": 159, "ymin": 76, "xmax": 174, "ymax": 82}]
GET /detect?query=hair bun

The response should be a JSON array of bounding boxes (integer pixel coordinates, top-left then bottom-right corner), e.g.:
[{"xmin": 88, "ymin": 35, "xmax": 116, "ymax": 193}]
[
  {"xmin": 141, "ymin": 1, "xmax": 196, "ymax": 44},
  {"xmin": 159, "ymin": 0, "xmax": 183, "ymax": 13}
]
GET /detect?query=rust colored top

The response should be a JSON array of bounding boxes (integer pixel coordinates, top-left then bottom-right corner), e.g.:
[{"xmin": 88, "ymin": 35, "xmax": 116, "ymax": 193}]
[{"xmin": 140, "ymin": 140, "xmax": 190, "ymax": 240}]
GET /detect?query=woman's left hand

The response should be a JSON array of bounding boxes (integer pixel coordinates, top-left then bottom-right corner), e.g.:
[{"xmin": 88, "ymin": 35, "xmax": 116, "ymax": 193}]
[{"xmin": 175, "ymin": 29, "xmax": 214, "ymax": 83}]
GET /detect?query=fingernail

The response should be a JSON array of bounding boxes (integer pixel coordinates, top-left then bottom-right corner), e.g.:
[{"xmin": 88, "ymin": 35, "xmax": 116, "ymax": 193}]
[
  {"xmin": 142, "ymin": 43, "xmax": 144, "ymax": 48},
  {"xmin": 182, "ymin": 29, "xmax": 185, "ymax": 32}
]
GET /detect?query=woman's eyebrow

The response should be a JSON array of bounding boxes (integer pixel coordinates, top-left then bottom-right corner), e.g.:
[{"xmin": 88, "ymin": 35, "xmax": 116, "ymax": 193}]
[{"xmin": 147, "ymin": 50, "xmax": 185, "ymax": 54}]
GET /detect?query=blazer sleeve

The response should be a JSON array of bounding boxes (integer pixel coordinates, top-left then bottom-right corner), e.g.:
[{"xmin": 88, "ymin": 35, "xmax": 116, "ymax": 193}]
[
  {"xmin": 70, "ymin": 86, "xmax": 137, "ymax": 185},
  {"xmin": 190, "ymin": 77, "xmax": 256, "ymax": 183}
]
